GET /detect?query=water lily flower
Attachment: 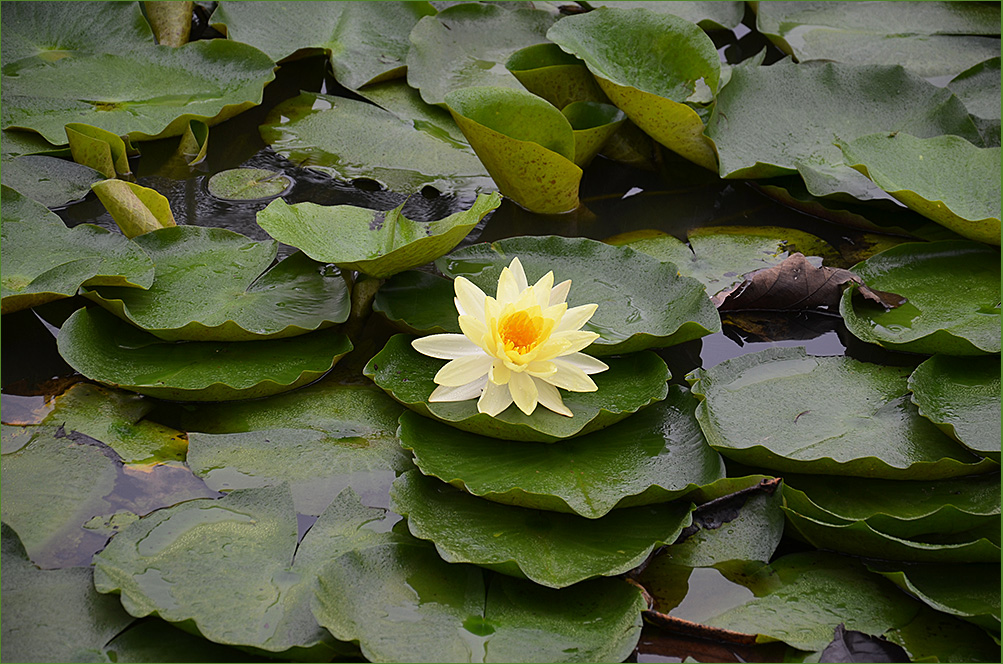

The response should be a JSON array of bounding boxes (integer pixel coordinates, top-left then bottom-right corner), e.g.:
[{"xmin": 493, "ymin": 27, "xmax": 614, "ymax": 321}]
[{"xmin": 412, "ymin": 257, "xmax": 608, "ymax": 417}]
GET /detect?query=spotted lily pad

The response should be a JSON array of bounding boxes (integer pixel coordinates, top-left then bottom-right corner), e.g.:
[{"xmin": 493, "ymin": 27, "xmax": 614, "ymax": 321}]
[
  {"xmin": 1, "ymin": 185, "xmax": 154, "ymax": 315},
  {"xmin": 256, "ymin": 192, "xmax": 501, "ymax": 279},
  {"xmin": 93, "ymin": 485, "xmax": 387, "ymax": 660},
  {"xmin": 313, "ymin": 539, "xmax": 646, "ymax": 663},
  {"xmin": 91, "ymin": 179, "xmax": 177, "ymax": 238},
  {"xmin": 208, "ymin": 168, "xmax": 292, "ymax": 201},
  {"xmin": 82, "ymin": 226, "xmax": 350, "ymax": 341},
  {"xmin": 365, "ymin": 334, "xmax": 668, "ymax": 442},
  {"xmin": 391, "ymin": 470, "xmax": 693, "ymax": 588},
  {"xmin": 687, "ymin": 347, "xmax": 998, "ymax": 478},
  {"xmin": 57, "ymin": 307, "xmax": 352, "ymax": 401},
  {"xmin": 65, "ymin": 122, "xmax": 132, "ymax": 179},
  {"xmin": 909, "ymin": 355, "xmax": 1001, "ymax": 462},
  {"xmin": 439, "ymin": 235, "xmax": 720, "ymax": 355},
  {"xmin": 505, "ymin": 43, "xmax": 608, "ymax": 111},
  {"xmin": 838, "ymin": 133, "xmax": 1001, "ymax": 244},
  {"xmin": 397, "ymin": 386, "xmax": 724, "ymax": 518},
  {"xmin": 840, "ymin": 240, "xmax": 1001, "ymax": 355}
]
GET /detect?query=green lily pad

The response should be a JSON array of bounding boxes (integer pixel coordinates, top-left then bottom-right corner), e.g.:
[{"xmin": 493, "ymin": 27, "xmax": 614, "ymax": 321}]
[
  {"xmin": 868, "ymin": 563, "xmax": 1001, "ymax": 634},
  {"xmin": 397, "ymin": 386, "xmax": 724, "ymax": 518},
  {"xmin": 256, "ymin": 192, "xmax": 501, "ymax": 279},
  {"xmin": 1, "ymin": 154, "xmax": 103, "ymax": 208},
  {"xmin": 505, "ymin": 43, "xmax": 608, "ymax": 111},
  {"xmin": 607, "ymin": 225, "xmax": 841, "ymax": 297},
  {"xmin": 949, "ymin": 57, "xmax": 1001, "ymax": 147},
  {"xmin": 838, "ymin": 133, "xmax": 1001, "ymax": 244},
  {"xmin": 57, "ymin": 307, "xmax": 352, "ymax": 401},
  {"xmin": 563, "ymin": 101, "xmax": 626, "ymax": 167},
  {"xmin": 1, "ymin": 128, "xmax": 70, "ymax": 161},
  {"xmin": 687, "ymin": 346, "xmax": 998, "ymax": 478},
  {"xmin": 445, "ymin": 86, "xmax": 583, "ymax": 214},
  {"xmin": 259, "ymin": 92, "xmax": 494, "ymax": 195},
  {"xmin": 1, "ymin": 185, "xmax": 154, "ymax": 315},
  {"xmin": 839, "ymin": 240, "xmax": 1001, "ymax": 355},
  {"xmin": 887, "ymin": 604, "xmax": 1002, "ymax": 663},
  {"xmin": 208, "ymin": 168, "xmax": 292, "ymax": 201},
  {"xmin": 391, "ymin": 469, "xmax": 693, "ymax": 588},
  {"xmin": 366, "ymin": 334, "xmax": 668, "ymax": 442},
  {"xmin": 706, "ymin": 59, "xmax": 982, "ymax": 185},
  {"xmin": 587, "ymin": 1, "xmax": 744, "ymax": 30},
  {"xmin": 548, "ymin": 7, "xmax": 720, "ymax": 170},
  {"xmin": 909, "ymin": 355, "xmax": 1001, "ymax": 462},
  {"xmin": 82, "ymin": 226, "xmax": 350, "ymax": 341},
  {"xmin": 1, "ymin": 523, "xmax": 135, "ymax": 664},
  {"xmin": 104, "ymin": 618, "xmax": 275, "ymax": 664},
  {"xmin": 211, "ymin": 1, "xmax": 435, "ymax": 88},
  {"xmin": 373, "ymin": 269, "xmax": 459, "ymax": 334},
  {"xmin": 93, "ymin": 485, "xmax": 386, "ymax": 660},
  {"xmin": 313, "ymin": 540, "xmax": 646, "ymax": 663},
  {"xmin": 439, "ymin": 235, "xmax": 720, "ymax": 355},
  {"xmin": 91, "ymin": 179, "xmax": 178, "ymax": 239},
  {"xmin": 355, "ymin": 79, "xmax": 472, "ymax": 150},
  {"xmin": 65, "ymin": 122, "xmax": 132, "ymax": 179},
  {"xmin": 405, "ymin": 2, "xmax": 556, "ymax": 106}
]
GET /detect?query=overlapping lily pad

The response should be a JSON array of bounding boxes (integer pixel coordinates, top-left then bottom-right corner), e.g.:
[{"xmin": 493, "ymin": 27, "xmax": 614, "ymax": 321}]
[
  {"xmin": 93, "ymin": 485, "xmax": 388, "ymax": 660},
  {"xmin": 1, "ymin": 185, "xmax": 154, "ymax": 315},
  {"xmin": 65, "ymin": 122, "xmax": 132, "ymax": 179},
  {"xmin": 257, "ymin": 192, "xmax": 501, "ymax": 278},
  {"xmin": 688, "ymin": 347, "xmax": 998, "ymax": 478},
  {"xmin": 210, "ymin": 1, "xmax": 435, "ymax": 88},
  {"xmin": 840, "ymin": 241, "xmax": 1001, "ymax": 355},
  {"xmin": 373, "ymin": 269, "xmax": 458, "ymax": 334},
  {"xmin": 838, "ymin": 133, "xmax": 1001, "ymax": 244},
  {"xmin": 949, "ymin": 57, "xmax": 1001, "ymax": 147},
  {"xmin": 438, "ymin": 236, "xmax": 720, "ymax": 355},
  {"xmin": 354, "ymin": 79, "xmax": 472, "ymax": 150},
  {"xmin": 392, "ymin": 469, "xmax": 693, "ymax": 588},
  {"xmin": 259, "ymin": 92, "xmax": 494, "ymax": 195},
  {"xmin": 313, "ymin": 539, "xmax": 647, "ymax": 663},
  {"xmin": 57, "ymin": 307, "xmax": 352, "ymax": 401},
  {"xmin": 91, "ymin": 179, "xmax": 177, "ymax": 239},
  {"xmin": 1, "ymin": 154, "xmax": 103, "ymax": 208},
  {"xmin": 82, "ymin": 226, "xmax": 349, "ymax": 341},
  {"xmin": 365, "ymin": 334, "xmax": 668, "ymax": 442},
  {"xmin": 587, "ymin": 1, "xmax": 744, "ymax": 30},
  {"xmin": 547, "ymin": 7, "xmax": 720, "ymax": 170},
  {"xmin": 505, "ymin": 43, "xmax": 607, "ymax": 112},
  {"xmin": 909, "ymin": 355, "xmax": 1001, "ymax": 461},
  {"xmin": 397, "ymin": 387, "xmax": 724, "ymax": 518}
]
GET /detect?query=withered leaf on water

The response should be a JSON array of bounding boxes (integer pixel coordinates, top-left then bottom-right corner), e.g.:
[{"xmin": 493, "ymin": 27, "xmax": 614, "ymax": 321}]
[{"xmin": 712, "ymin": 253, "xmax": 906, "ymax": 311}]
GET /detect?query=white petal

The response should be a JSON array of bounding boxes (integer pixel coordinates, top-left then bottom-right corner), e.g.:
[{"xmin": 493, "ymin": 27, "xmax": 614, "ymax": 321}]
[
  {"xmin": 549, "ymin": 279, "xmax": 571, "ymax": 306},
  {"xmin": 477, "ymin": 379, "xmax": 513, "ymax": 416},
  {"xmin": 534, "ymin": 379, "xmax": 572, "ymax": 417},
  {"xmin": 526, "ymin": 360, "xmax": 557, "ymax": 379},
  {"xmin": 458, "ymin": 315, "xmax": 489, "ymax": 348},
  {"xmin": 509, "ymin": 257, "xmax": 529, "ymax": 292},
  {"xmin": 550, "ymin": 330, "xmax": 599, "ymax": 354},
  {"xmin": 546, "ymin": 359, "xmax": 599, "ymax": 392},
  {"xmin": 454, "ymin": 277, "xmax": 487, "ymax": 323},
  {"xmin": 497, "ymin": 265, "xmax": 522, "ymax": 303},
  {"xmin": 412, "ymin": 334, "xmax": 482, "ymax": 360},
  {"xmin": 489, "ymin": 360, "xmax": 511, "ymax": 385},
  {"xmin": 433, "ymin": 354, "xmax": 493, "ymax": 387},
  {"xmin": 532, "ymin": 271, "xmax": 555, "ymax": 308},
  {"xmin": 508, "ymin": 370, "xmax": 539, "ymax": 415},
  {"xmin": 555, "ymin": 352, "xmax": 609, "ymax": 375},
  {"xmin": 429, "ymin": 377, "xmax": 486, "ymax": 403},
  {"xmin": 556, "ymin": 303, "xmax": 598, "ymax": 332}
]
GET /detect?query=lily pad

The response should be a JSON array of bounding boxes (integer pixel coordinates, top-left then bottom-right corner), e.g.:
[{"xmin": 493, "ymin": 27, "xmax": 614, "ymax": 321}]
[
  {"xmin": 562, "ymin": 101, "xmax": 626, "ymax": 167},
  {"xmin": 65, "ymin": 122, "xmax": 132, "ymax": 179},
  {"xmin": 1, "ymin": 185, "xmax": 154, "ymax": 315},
  {"xmin": 687, "ymin": 346, "xmax": 998, "ymax": 478},
  {"xmin": 373, "ymin": 269, "xmax": 459, "ymax": 334},
  {"xmin": 886, "ymin": 604, "xmax": 1003, "ymax": 663},
  {"xmin": 146, "ymin": 0, "xmax": 193, "ymax": 47},
  {"xmin": 406, "ymin": 2, "xmax": 556, "ymax": 106},
  {"xmin": 909, "ymin": 355, "xmax": 1001, "ymax": 461},
  {"xmin": 256, "ymin": 192, "xmax": 501, "ymax": 279},
  {"xmin": 587, "ymin": 1, "xmax": 744, "ymax": 30},
  {"xmin": 391, "ymin": 469, "xmax": 693, "ymax": 588},
  {"xmin": 83, "ymin": 226, "xmax": 350, "ymax": 341},
  {"xmin": 0, "ymin": 154, "xmax": 103, "ymax": 208},
  {"xmin": 505, "ymin": 43, "xmax": 608, "ymax": 111},
  {"xmin": 313, "ymin": 540, "xmax": 647, "ymax": 663},
  {"xmin": 355, "ymin": 79, "xmax": 472, "ymax": 150},
  {"xmin": 838, "ymin": 133, "xmax": 1001, "ymax": 244},
  {"xmin": 949, "ymin": 57, "xmax": 1001, "ymax": 147},
  {"xmin": 93, "ymin": 485, "xmax": 387, "ymax": 660},
  {"xmin": 211, "ymin": 1, "xmax": 435, "ymax": 88},
  {"xmin": 91, "ymin": 179, "xmax": 177, "ymax": 239},
  {"xmin": 366, "ymin": 334, "xmax": 668, "ymax": 442},
  {"xmin": 444, "ymin": 86, "xmax": 583, "ymax": 214},
  {"xmin": 439, "ymin": 235, "xmax": 720, "ymax": 355},
  {"xmin": 397, "ymin": 386, "xmax": 724, "ymax": 518},
  {"xmin": 839, "ymin": 240, "xmax": 1001, "ymax": 355},
  {"xmin": 208, "ymin": 168, "xmax": 292, "ymax": 201},
  {"xmin": 259, "ymin": 92, "xmax": 494, "ymax": 196},
  {"xmin": 57, "ymin": 307, "xmax": 352, "ymax": 401},
  {"xmin": 547, "ymin": 7, "xmax": 720, "ymax": 170}
]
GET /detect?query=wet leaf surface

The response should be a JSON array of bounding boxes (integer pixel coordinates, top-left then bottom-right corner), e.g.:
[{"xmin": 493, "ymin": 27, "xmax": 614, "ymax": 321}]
[
  {"xmin": 207, "ymin": 168, "xmax": 292, "ymax": 201},
  {"xmin": 0, "ymin": 154, "xmax": 103, "ymax": 208}
]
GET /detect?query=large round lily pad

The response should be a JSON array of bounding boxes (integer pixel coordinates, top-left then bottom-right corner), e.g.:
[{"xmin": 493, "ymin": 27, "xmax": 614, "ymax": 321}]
[
  {"xmin": 373, "ymin": 269, "xmax": 458, "ymax": 334},
  {"xmin": 687, "ymin": 346, "xmax": 998, "ymax": 478},
  {"xmin": 909, "ymin": 355, "xmax": 1001, "ymax": 462},
  {"xmin": 57, "ymin": 307, "xmax": 352, "ymax": 401},
  {"xmin": 365, "ymin": 334, "xmax": 668, "ymax": 443},
  {"xmin": 313, "ymin": 540, "xmax": 646, "ymax": 663},
  {"xmin": 83, "ymin": 225, "xmax": 350, "ymax": 341},
  {"xmin": 840, "ymin": 240, "xmax": 1001, "ymax": 356},
  {"xmin": 391, "ymin": 470, "xmax": 693, "ymax": 589},
  {"xmin": 438, "ymin": 235, "xmax": 720, "ymax": 355},
  {"xmin": 397, "ymin": 386, "xmax": 724, "ymax": 518}
]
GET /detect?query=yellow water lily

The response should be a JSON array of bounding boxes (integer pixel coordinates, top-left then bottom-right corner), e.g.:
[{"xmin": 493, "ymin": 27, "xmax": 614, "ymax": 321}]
[{"xmin": 412, "ymin": 257, "xmax": 608, "ymax": 417}]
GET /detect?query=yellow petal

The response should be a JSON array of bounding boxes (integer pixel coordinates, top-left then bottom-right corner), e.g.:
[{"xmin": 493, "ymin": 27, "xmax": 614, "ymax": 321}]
[
  {"xmin": 556, "ymin": 303, "xmax": 598, "ymax": 332},
  {"xmin": 434, "ymin": 354, "xmax": 493, "ymax": 387},
  {"xmin": 412, "ymin": 334, "xmax": 482, "ymax": 359},
  {"xmin": 508, "ymin": 257, "xmax": 529, "ymax": 292},
  {"xmin": 526, "ymin": 360, "xmax": 557, "ymax": 379},
  {"xmin": 429, "ymin": 378, "xmax": 486, "ymax": 403},
  {"xmin": 454, "ymin": 277, "xmax": 487, "ymax": 323},
  {"xmin": 508, "ymin": 370, "xmax": 539, "ymax": 415},
  {"xmin": 497, "ymin": 264, "xmax": 522, "ymax": 303},
  {"xmin": 531, "ymin": 271, "xmax": 555, "ymax": 308},
  {"xmin": 534, "ymin": 379, "xmax": 573, "ymax": 417},
  {"xmin": 477, "ymin": 379, "xmax": 513, "ymax": 416},
  {"xmin": 556, "ymin": 352, "xmax": 609, "ymax": 375},
  {"xmin": 458, "ymin": 315, "xmax": 489, "ymax": 349},
  {"xmin": 489, "ymin": 360, "xmax": 510, "ymax": 385},
  {"xmin": 546, "ymin": 359, "xmax": 599, "ymax": 392},
  {"xmin": 551, "ymin": 330, "xmax": 599, "ymax": 354},
  {"xmin": 549, "ymin": 279, "xmax": 571, "ymax": 306}
]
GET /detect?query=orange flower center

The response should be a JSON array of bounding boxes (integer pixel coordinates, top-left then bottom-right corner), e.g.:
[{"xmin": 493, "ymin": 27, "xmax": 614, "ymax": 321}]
[{"xmin": 499, "ymin": 309, "xmax": 544, "ymax": 353}]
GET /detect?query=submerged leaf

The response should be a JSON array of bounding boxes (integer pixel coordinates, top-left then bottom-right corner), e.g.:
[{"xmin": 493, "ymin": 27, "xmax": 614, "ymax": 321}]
[{"xmin": 91, "ymin": 179, "xmax": 177, "ymax": 238}]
